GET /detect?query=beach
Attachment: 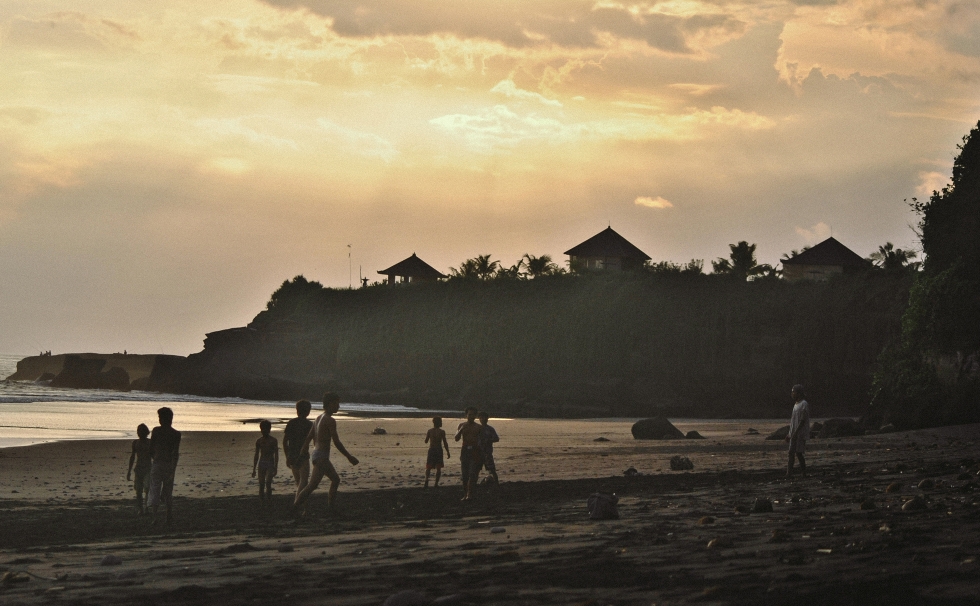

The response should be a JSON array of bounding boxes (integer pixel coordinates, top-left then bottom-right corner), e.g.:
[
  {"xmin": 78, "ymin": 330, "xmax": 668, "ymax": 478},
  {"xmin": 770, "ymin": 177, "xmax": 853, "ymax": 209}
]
[{"xmin": 2, "ymin": 417, "xmax": 980, "ymax": 605}]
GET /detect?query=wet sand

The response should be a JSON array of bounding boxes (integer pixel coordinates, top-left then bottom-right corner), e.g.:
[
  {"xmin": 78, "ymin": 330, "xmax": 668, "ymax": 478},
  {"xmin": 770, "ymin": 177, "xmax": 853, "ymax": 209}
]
[{"xmin": 1, "ymin": 418, "xmax": 979, "ymax": 605}]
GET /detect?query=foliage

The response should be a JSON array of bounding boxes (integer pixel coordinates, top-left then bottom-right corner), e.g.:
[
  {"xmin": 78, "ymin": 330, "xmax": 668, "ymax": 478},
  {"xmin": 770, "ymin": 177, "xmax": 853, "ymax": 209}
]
[
  {"xmin": 646, "ymin": 259, "xmax": 704, "ymax": 276},
  {"xmin": 521, "ymin": 254, "xmax": 565, "ymax": 278},
  {"xmin": 868, "ymin": 242, "xmax": 919, "ymax": 273},
  {"xmin": 450, "ymin": 254, "xmax": 499, "ymax": 280},
  {"xmin": 712, "ymin": 241, "xmax": 771, "ymax": 281}
]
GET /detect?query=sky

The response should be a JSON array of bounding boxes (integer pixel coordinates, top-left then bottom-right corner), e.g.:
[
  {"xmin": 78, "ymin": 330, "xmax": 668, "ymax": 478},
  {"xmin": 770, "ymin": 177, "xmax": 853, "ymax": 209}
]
[{"xmin": 1, "ymin": 0, "xmax": 979, "ymax": 356}]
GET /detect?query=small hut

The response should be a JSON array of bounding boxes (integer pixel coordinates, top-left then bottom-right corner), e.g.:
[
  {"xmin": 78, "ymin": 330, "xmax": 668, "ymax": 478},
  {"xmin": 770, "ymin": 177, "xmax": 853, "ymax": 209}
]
[
  {"xmin": 378, "ymin": 253, "xmax": 446, "ymax": 285},
  {"xmin": 780, "ymin": 237, "xmax": 867, "ymax": 282},
  {"xmin": 564, "ymin": 227, "xmax": 651, "ymax": 271}
]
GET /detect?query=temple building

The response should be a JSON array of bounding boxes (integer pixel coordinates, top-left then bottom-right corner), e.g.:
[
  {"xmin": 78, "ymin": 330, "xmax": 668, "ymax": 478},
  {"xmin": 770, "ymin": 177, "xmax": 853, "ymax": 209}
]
[
  {"xmin": 780, "ymin": 237, "xmax": 868, "ymax": 282},
  {"xmin": 378, "ymin": 253, "xmax": 446, "ymax": 285},
  {"xmin": 564, "ymin": 227, "xmax": 651, "ymax": 271}
]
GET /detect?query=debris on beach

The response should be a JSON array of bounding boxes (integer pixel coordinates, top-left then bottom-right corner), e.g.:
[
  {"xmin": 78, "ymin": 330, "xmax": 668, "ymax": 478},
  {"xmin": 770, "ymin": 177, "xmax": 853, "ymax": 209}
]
[
  {"xmin": 697, "ymin": 516, "xmax": 715, "ymax": 525},
  {"xmin": 1, "ymin": 571, "xmax": 31, "ymax": 585},
  {"xmin": 810, "ymin": 421, "xmax": 824, "ymax": 435},
  {"xmin": 670, "ymin": 456, "xmax": 694, "ymax": 471},
  {"xmin": 685, "ymin": 430, "xmax": 705, "ymax": 439},
  {"xmin": 623, "ymin": 467, "xmax": 640, "ymax": 477},
  {"xmin": 745, "ymin": 428, "xmax": 760, "ymax": 435},
  {"xmin": 631, "ymin": 417, "xmax": 684, "ymax": 440},
  {"xmin": 917, "ymin": 478, "xmax": 936, "ymax": 490},
  {"xmin": 490, "ymin": 527, "xmax": 506, "ymax": 534},
  {"xmin": 587, "ymin": 492, "xmax": 620, "ymax": 520},
  {"xmin": 593, "ymin": 436, "xmax": 610, "ymax": 442},
  {"xmin": 99, "ymin": 555, "xmax": 122, "ymax": 566},
  {"xmin": 706, "ymin": 537, "xmax": 733, "ymax": 549},
  {"xmin": 766, "ymin": 426, "xmax": 790, "ymax": 440},
  {"xmin": 886, "ymin": 482, "xmax": 902, "ymax": 493},
  {"xmin": 372, "ymin": 427, "xmax": 387, "ymax": 435},
  {"xmin": 902, "ymin": 496, "xmax": 928, "ymax": 511},
  {"xmin": 818, "ymin": 418, "xmax": 864, "ymax": 438}
]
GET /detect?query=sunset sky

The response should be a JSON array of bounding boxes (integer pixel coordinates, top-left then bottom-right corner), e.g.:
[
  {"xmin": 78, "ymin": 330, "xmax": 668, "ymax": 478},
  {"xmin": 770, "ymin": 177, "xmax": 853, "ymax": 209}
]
[{"xmin": 1, "ymin": 0, "xmax": 978, "ymax": 355}]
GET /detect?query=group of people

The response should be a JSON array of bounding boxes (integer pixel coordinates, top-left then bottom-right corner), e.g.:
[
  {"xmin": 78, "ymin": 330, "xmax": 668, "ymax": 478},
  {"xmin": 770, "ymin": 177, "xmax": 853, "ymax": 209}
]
[
  {"xmin": 424, "ymin": 406, "xmax": 499, "ymax": 499},
  {"xmin": 125, "ymin": 407, "xmax": 181, "ymax": 525}
]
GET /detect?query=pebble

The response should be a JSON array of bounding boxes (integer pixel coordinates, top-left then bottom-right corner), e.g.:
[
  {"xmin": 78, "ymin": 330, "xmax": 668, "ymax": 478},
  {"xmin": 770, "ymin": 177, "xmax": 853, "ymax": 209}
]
[
  {"xmin": 623, "ymin": 467, "xmax": 639, "ymax": 477},
  {"xmin": 860, "ymin": 498, "xmax": 876, "ymax": 510},
  {"xmin": 372, "ymin": 427, "xmax": 387, "ymax": 435},
  {"xmin": 697, "ymin": 516, "xmax": 715, "ymax": 525},
  {"xmin": 886, "ymin": 482, "xmax": 902, "ymax": 493},
  {"xmin": 670, "ymin": 456, "xmax": 694, "ymax": 471},
  {"xmin": 917, "ymin": 479, "xmax": 936, "ymax": 490},
  {"xmin": 1, "ymin": 571, "xmax": 31, "ymax": 584},
  {"xmin": 401, "ymin": 540, "xmax": 422, "ymax": 548},
  {"xmin": 384, "ymin": 590, "xmax": 430, "ymax": 606},
  {"xmin": 707, "ymin": 537, "xmax": 733, "ymax": 549},
  {"xmin": 594, "ymin": 437, "xmax": 610, "ymax": 442},
  {"xmin": 100, "ymin": 555, "xmax": 122, "ymax": 566},
  {"xmin": 902, "ymin": 496, "xmax": 927, "ymax": 511}
]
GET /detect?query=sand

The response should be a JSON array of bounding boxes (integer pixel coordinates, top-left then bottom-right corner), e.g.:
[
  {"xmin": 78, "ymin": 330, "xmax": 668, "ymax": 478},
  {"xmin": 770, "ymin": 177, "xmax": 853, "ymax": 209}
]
[{"xmin": 1, "ymin": 417, "xmax": 979, "ymax": 605}]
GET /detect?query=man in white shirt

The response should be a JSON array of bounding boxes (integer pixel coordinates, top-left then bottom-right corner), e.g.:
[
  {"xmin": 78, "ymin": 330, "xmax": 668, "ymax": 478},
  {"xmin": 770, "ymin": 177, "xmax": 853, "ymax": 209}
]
[{"xmin": 784, "ymin": 384, "xmax": 810, "ymax": 478}]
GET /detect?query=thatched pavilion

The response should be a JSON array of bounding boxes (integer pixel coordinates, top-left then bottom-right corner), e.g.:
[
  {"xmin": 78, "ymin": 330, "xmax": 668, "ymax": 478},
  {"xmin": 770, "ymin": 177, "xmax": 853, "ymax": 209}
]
[
  {"xmin": 564, "ymin": 227, "xmax": 651, "ymax": 271},
  {"xmin": 378, "ymin": 253, "xmax": 446, "ymax": 285},
  {"xmin": 780, "ymin": 237, "xmax": 867, "ymax": 282}
]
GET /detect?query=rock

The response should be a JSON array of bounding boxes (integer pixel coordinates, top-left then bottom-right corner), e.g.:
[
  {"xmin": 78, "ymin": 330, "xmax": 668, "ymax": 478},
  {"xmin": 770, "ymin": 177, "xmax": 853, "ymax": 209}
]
[
  {"xmin": 734, "ymin": 505, "xmax": 749, "ymax": 514},
  {"xmin": 490, "ymin": 527, "xmax": 506, "ymax": 534},
  {"xmin": 372, "ymin": 427, "xmax": 387, "ymax": 435},
  {"xmin": 1, "ymin": 571, "xmax": 30, "ymax": 585},
  {"xmin": 707, "ymin": 537, "xmax": 733, "ymax": 549},
  {"xmin": 670, "ymin": 456, "xmax": 694, "ymax": 471},
  {"xmin": 769, "ymin": 529, "xmax": 788, "ymax": 543},
  {"xmin": 752, "ymin": 498, "xmax": 773, "ymax": 513},
  {"xmin": 100, "ymin": 555, "xmax": 122, "ymax": 566},
  {"xmin": 745, "ymin": 428, "xmax": 760, "ymax": 435},
  {"xmin": 902, "ymin": 496, "xmax": 927, "ymax": 511},
  {"xmin": 879, "ymin": 424, "xmax": 897, "ymax": 433},
  {"xmin": 860, "ymin": 498, "xmax": 876, "ymax": 510},
  {"xmin": 766, "ymin": 426, "xmax": 790, "ymax": 441},
  {"xmin": 50, "ymin": 356, "xmax": 131, "ymax": 391},
  {"xmin": 384, "ymin": 590, "xmax": 430, "ymax": 606},
  {"xmin": 886, "ymin": 482, "xmax": 902, "ymax": 493},
  {"xmin": 587, "ymin": 492, "xmax": 620, "ymax": 520},
  {"xmin": 685, "ymin": 430, "xmax": 705, "ymax": 439},
  {"xmin": 810, "ymin": 421, "xmax": 824, "ymax": 435},
  {"xmin": 400, "ymin": 540, "xmax": 421, "ymax": 548},
  {"xmin": 623, "ymin": 467, "xmax": 640, "ymax": 477},
  {"xmin": 277, "ymin": 544, "xmax": 294, "ymax": 553},
  {"xmin": 631, "ymin": 417, "xmax": 684, "ymax": 440},
  {"xmin": 219, "ymin": 542, "xmax": 257, "ymax": 554},
  {"xmin": 917, "ymin": 479, "xmax": 936, "ymax": 490},
  {"xmin": 818, "ymin": 418, "xmax": 863, "ymax": 438},
  {"xmin": 36, "ymin": 372, "xmax": 55, "ymax": 383},
  {"xmin": 593, "ymin": 437, "xmax": 610, "ymax": 442},
  {"xmin": 697, "ymin": 516, "xmax": 715, "ymax": 525}
]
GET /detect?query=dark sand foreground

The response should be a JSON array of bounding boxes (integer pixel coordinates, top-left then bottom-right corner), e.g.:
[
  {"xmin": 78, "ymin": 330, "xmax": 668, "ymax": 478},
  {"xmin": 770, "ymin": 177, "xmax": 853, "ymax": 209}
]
[{"xmin": 1, "ymin": 419, "xmax": 979, "ymax": 605}]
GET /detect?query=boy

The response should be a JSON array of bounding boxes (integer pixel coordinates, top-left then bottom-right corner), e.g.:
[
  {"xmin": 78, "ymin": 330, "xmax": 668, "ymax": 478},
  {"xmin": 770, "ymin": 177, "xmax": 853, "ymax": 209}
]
[
  {"xmin": 148, "ymin": 407, "xmax": 181, "ymax": 526},
  {"xmin": 292, "ymin": 393, "xmax": 359, "ymax": 515},
  {"xmin": 785, "ymin": 384, "xmax": 811, "ymax": 478},
  {"xmin": 454, "ymin": 407, "xmax": 482, "ymax": 501},
  {"xmin": 424, "ymin": 417, "xmax": 451, "ymax": 488},
  {"xmin": 283, "ymin": 400, "xmax": 314, "ymax": 498},
  {"xmin": 126, "ymin": 423, "xmax": 152, "ymax": 515},
  {"xmin": 477, "ymin": 412, "xmax": 500, "ymax": 485},
  {"xmin": 252, "ymin": 420, "xmax": 279, "ymax": 501}
]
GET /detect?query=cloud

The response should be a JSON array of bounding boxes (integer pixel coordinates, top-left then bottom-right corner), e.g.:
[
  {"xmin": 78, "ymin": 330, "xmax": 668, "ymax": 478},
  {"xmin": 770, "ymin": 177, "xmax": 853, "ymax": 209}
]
[
  {"xmin": 316, "ymin": 119, "xmax": 398, "ymax": 161},
  {"xmin": 635, "ymin": 195, "xmax": 674, "ymax": 209},
  {"xmin": 915, "ymin": 170, "xmax": 949, "ymax": 197},
  {"xmin": 795, "ymin": 222, "xmax": 832, "ymax": 244},
  {"xmin": 259, "ymin": 0, "xmax": 744, "ymax": 53},
  {"xmin": 490, "ymin": 80, "xmax": 562, "ymax": 107},
  {"xmin": 429, "ymin": 105, "xmax": 572, "ymax": 152}
]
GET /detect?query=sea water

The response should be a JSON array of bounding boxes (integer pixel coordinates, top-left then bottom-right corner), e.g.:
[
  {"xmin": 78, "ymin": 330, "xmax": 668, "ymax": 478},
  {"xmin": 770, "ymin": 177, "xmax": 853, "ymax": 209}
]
[{"xmin": 0, "ymin": 353, "xmax": 427, "ymax": 448}]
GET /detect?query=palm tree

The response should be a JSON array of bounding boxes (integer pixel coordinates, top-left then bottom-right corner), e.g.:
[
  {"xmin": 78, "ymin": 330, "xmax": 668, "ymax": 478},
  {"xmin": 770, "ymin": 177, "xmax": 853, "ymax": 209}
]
[
  {"xmin": 521, "ymin": 254, "xmax": 563, "ymax": 278},
  {"xmin": 450, "ymin": 255, "xmax": 500, "ymax": 280},
  {"xmin": 712, "ymin": 241, "xmax": 766, "ymax": 281},
  {"xmin": 868, "ymin": 242, "xmax": 918, "ymax": 272}
]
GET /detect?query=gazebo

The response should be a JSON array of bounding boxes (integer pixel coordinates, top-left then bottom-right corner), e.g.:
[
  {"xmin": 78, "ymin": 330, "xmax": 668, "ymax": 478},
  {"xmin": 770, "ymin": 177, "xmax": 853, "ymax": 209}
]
[
  {"xmin": 378, "ymin": 253, "xmax": 446, "ymax": 285},
  {"xmin": 780, "ymin": 237, "xmax": 867, "ymax": 282},
  {"xmin": 564, "ymin": 227, "xmax": 651, "ymax": 271}
]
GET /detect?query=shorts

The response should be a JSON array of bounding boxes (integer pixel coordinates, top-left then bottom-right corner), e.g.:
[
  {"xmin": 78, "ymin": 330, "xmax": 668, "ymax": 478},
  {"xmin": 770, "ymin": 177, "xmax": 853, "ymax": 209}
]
[
  {"xmin": 287, "ymin": 452, "xmax": 309, "ymax": 469},
  {"xmin": 788, "ymin": 436, "xmax": 806, "ymax": 454},
  {"xmin": 426, "ymin": 447, "xmax": 444, "ymax": 470},
  {"xmin": 258, "ymin": 459, "xmax": 276, "ymax": 474},
  {"xmin": 311, "ymin": 449, "xmax": 330, "ymax": 465},
  {"xmin": 147, "ymin": 461, "xmax": 174, "ymax": 507},
  {"xmin": 134, "ymin": 467, "xmax": 150, "ymax": 495},
  {"xmin": 460, "ymin": 445, "xmax": 483, "ymax": 484},
  {"xmin": 481, "ymin": 450, "xmax": 496, "ymax": 474}
]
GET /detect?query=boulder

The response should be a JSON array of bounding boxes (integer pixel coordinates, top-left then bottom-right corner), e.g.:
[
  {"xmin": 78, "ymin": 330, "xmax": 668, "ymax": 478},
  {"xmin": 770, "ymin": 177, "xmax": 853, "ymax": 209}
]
[
  {"xmin": 99, "ymin": 367, "xmax": 131, "ymax": 391},
  {"xmin": 818, "ymin": 418, "xmax": 863, "ymax": 438},
  {"xmin": 631, "ymin": 417, "xmax": 684, "ymax": 440},
  {"xmin": 902, "ymin": 496, "xmax": 927, "ymax": 512},
  {"xmin": 670, "ymin": 456, "xmax": 694, "ymax": 471},
  {"xmin": 810, "ymin": 421, "xmax": 823, "ymax": 435},
  {"xmin": 51, "ymin": 356, "xmax": 106, "ymax": 389},
  {"xmin": 766, "ymin": 426, "xmax": 790, "ymax": 441},
  {"xmin": 685, "ymin": 430, "xmax": 705, "ymax": 439}
]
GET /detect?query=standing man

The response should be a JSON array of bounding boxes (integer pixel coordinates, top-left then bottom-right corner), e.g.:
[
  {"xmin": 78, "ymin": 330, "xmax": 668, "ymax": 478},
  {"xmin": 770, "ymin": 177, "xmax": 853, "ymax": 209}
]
[
  {"xmin": 148, "ymin": 407, "xmax": 181, "ymax": 526},
  {"xmin": 292, "ymin": 393, "xmax": 359, "ymax": 515},
  {"xmin": 785, "ymin": 384, "xmax": 810, "ymax": 478},
  {"xmin": 454, "ymin": 407, "xmax": 482, "ymax": 501},
  {"xmin": 283, "ymin": 400, "xmax": 314, "ymax": 500}
]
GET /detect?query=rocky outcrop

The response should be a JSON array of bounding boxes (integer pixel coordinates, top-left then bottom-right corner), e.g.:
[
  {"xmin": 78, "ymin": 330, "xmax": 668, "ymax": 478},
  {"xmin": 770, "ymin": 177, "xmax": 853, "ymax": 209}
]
[
  {"xmin": 765, "ymin": 425, "xmax": 790, "ymax": 440},
  {"xmin": 50, "ymin": 356, "xmax": 131, "ymax": 391},
  {"xmin": 818, "ymin": 418, "xmax": 863, "ymax": 438},
  {"xmin": 631, "ymin": 417, "xmax": 684, "ymax": 440}
]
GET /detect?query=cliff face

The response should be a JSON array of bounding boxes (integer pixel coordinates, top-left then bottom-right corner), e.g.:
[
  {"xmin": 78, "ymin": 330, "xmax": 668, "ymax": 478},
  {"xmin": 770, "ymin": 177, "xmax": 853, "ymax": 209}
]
[
  {"xmin": 170, "ymin": 272, "xmax": 912, "ymax": 417},
  {"xmin": 7, "ymin": 353, "xmax": 160, "ymax": 390}
]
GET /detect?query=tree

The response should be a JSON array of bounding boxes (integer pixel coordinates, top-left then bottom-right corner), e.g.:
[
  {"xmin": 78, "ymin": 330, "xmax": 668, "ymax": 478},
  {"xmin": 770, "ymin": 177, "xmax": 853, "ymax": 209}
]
[
  {"xmin": 647, "ymin": 259, "xmax": 704, "ymax": 276},
  {"xmin": 868, "ymin": 242, "xmax": 918, "ymax": 273},
  {"xmin": 712, "ymin": 241, "xmax": 767, "ymax": 281},
  {"xmin": 450, "ymin": 255, "xmax": 499, "ymax": 280},
  {"xmin": 521, "ymin": 254, "xmax": 563, "ymax": 278}
]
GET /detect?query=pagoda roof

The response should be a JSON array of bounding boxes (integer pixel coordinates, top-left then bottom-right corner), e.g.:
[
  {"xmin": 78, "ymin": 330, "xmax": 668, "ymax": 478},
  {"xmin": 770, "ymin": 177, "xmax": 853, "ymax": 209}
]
[
  {"xmin": 378, "ymin": 254, "xmax": 446, "ymax": 279},
  {"xmin": 780, "ymin": 237, "xmax": 866, "ymax": 267},
  {"xmin": 564, "ymin": 227, "xmax": 651, "ymax": 261}
]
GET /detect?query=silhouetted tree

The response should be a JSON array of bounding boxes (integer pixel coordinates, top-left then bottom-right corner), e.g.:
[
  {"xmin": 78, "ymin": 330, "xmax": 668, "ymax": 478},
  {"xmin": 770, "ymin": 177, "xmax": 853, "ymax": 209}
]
[
  {"xmin": 712, "ymin": 241, "xmax": 767, "ymax": 281},
  {"xmin": 521, "ymin": 254, "xmax": 563, "ymax": 278},
  {"xmin": 450, "ymin": 255, "xmax": 499, "ymax": 280},
  {"xmin": 868, "ymin": 242, "xmax": 918, "ymax": 273},
  {"xmin": 647, "ymin": 259, "xmax": 704, "ymax": 276}
]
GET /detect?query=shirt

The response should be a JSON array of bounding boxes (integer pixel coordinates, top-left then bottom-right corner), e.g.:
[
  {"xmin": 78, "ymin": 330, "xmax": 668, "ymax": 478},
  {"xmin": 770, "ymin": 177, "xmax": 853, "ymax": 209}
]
[{"xmin": 789, "ymin": 400, "xmax": 811, "ymax": 441}]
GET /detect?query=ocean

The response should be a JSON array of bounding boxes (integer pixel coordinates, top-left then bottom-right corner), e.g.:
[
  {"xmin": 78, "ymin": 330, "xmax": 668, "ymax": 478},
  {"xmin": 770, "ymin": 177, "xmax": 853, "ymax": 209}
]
[{"xmin": 0, "ymin": 353, "xmax": 430, "ymax": 448}]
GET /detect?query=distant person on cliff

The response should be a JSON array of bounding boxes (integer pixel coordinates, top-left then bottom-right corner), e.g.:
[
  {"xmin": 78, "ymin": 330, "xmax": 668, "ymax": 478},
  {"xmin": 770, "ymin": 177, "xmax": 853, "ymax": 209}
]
[
  {"xmin": 454, "ymin": 407, "xmax": 483, "ymax": 501},
  {"xmin": 785, "ymin": 385, "xmax": 811, "ymax": 478},
  {"xmin": 424, "ymin": 417, "xmax": 450, "ymax": 488},
  {"xmin": 148, "ymin": 407, "xmax": 181, "ymax": 525},
  {"xmin": 126, "ymin": 423, "xmax": 152, "ymax": 515},
  {"xmin": 477, "ymin": 412, "xmax": 500, "ymax": 486},
  {"xmin": 252, "ymin": 420, "xmax": 279, "ymax": 503},
  {"xmin": 283, "ymin": 400, "xmax": 314, "ymax": 499},
  {"xmin": 292, "ymin": 393, "xmax": 359, "ymax": 516}
]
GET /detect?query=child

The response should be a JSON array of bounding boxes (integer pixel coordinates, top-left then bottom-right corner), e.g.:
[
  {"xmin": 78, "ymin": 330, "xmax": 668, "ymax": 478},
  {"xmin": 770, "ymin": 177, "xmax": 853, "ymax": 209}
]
[
  {"xmin": 283, "ymin": 400, "xmax": 314, "ymax": 499},
  {"xmin": 252, "ymin": 420, "xmax": 279, "ymax": 502},
  {"xmin": 292, "ymin": 393, "xmax": 359, "ymax": 515},
  {"xmin": 454, "ymin": 407, "xmax": 483, "ymax": 501},
  {"xmin": 424, "ymin": 417, "xmax": 451, "ymax": 488},
  {"xmin": 126, "ymin": 423, "xmax": 152, "ymax": 515},
  {"xmin": 477, "ymin": 412, "xmax": 500, "ymax": 485},
  {"xmin": 148, "ymin": 407, "xmax": 181, "ymax": 526}
]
